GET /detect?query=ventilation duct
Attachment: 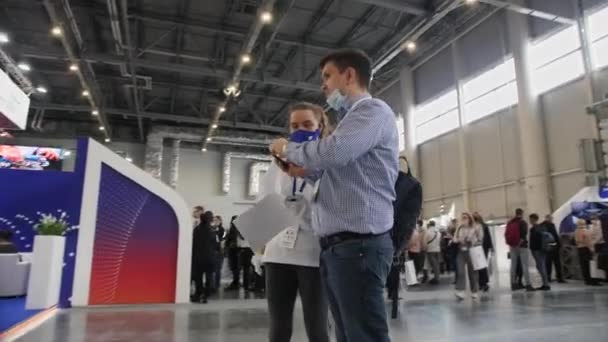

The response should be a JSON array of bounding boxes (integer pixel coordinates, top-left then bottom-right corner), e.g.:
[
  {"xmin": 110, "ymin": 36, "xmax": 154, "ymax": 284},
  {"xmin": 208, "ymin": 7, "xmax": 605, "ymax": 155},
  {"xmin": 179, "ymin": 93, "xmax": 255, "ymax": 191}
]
[
  {"xmin": 249, "ymin": 162, "xmax": 271, "ymax": 197},
  {"xmin": 168, "ymin": 139, "xmax": 181, "ymax": 189},
  {"xmin": 143, "ymin": 126, "xmax": 200, "ymax": 184},
  {"xmin": 222, "ymin": 152, "xmax": 272, "ymax": 194},
  {"xmin": 144, "ymin": 125, "xmax": 275, "ymax": 188}
]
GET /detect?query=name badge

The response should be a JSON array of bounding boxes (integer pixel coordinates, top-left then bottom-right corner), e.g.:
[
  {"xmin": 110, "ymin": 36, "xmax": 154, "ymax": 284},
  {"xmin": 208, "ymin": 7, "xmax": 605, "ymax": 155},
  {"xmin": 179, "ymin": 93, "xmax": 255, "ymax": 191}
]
[{"xmin": 280, "ymin": 227, "xmax": 299, "ymax": 249}]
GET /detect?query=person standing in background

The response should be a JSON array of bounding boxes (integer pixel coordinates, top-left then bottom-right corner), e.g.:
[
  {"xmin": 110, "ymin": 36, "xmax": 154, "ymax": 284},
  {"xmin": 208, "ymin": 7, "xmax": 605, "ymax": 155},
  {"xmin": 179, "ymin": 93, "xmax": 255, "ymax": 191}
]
[
  {"xmin": 446, "ymin": 219, "xmax": 459, "ymax": 285},
  {"xmin": 529, "ymin": 214, "xmax": 551, "ymax": 291},
  {"xmin": 224, "ymin": 216, "xmax": 242, "ymax": 291},
  {"xmin": 590, "ymin": 215, "xmax": 607, "ymax": 283},
  {"xmin": 191, "ymin": 211, "xmax": 220, "ymax": 303},
  {"xmin": 453, "ymin": 213, "xmax": 483, "ymax": 300},
  {"xmin": 212, "ymin": 216, "xmax": 226, "ymax": 292},
  {"xmin": 597, "ymin": 214, "xmax": 608, "ymax": 282},
  {"xmin": 423, "ymin": 221, "xmax": 441, "ymax": 285},
  {"xmin": 407, "ymin": 224, "xmax": 422, "ymax": 283},
  {"xmin": 575, "ymin": 219, "xmax": 601, "ymax": 286},
  {"xmin": 269, "ymin": 49, "xmax": 398, "ymax": 342},
  {"xmin": 192, "ymin": 206, "xmax": 204, "ymax": 228},
  {"xmin": 542, "ymin": 215, "xmax": 565, "ymax": 283},
  {"xmin": 238, "ymin": 233, "xmax": 255, "ymax": 292},
  {"xmin": 505, "ymin": 208, "xmax": 534, "ymax": 292},
  {"xmin": 473, "ymin": 212, "xmax": 493, "ymax": 292}
]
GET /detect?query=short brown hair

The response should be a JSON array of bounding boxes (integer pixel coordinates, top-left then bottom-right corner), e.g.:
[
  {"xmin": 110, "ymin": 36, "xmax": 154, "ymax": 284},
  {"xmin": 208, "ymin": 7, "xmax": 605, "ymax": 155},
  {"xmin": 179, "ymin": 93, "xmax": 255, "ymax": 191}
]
[
  {"xmin": 320, "ymin": 49, "xmax": 372, "ymax": 89},
  {"xmin": 288, "ymin": 102, "xmax": 332, "ymax": 138}
]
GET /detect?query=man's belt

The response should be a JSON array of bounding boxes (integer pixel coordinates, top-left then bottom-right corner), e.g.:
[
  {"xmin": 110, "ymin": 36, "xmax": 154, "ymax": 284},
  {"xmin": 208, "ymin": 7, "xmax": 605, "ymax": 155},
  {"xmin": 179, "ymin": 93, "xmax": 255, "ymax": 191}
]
[{"xmin": 319, "ymin": 231, "xmax": 390, "ymax": 250}]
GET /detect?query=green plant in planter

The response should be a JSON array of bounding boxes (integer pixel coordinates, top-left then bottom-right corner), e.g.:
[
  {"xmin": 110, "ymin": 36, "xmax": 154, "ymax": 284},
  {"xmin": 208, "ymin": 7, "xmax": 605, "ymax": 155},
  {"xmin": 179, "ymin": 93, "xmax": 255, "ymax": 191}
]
[{"xmin": 35, "ymin": 211, "xmax": 69, "ymax": 236}]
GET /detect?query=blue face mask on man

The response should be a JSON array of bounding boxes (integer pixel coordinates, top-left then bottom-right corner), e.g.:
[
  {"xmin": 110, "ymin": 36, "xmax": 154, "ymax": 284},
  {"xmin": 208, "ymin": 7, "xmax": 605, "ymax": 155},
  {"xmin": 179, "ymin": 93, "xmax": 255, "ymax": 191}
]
[
  {"xmin": 289, "ymin": 129, "xmax": 321, "ymax": 143},
  {"xmin": 326, "ymin": 89, "xmax": 347, "ymax": 111}
]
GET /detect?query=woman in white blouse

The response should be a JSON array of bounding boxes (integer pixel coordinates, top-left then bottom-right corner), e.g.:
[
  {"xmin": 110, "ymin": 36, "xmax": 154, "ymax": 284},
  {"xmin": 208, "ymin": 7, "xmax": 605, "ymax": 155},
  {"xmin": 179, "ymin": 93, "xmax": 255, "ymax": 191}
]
[{"xmin": 261, "ymin": 102, "xmax": 331, "ymax": 342}]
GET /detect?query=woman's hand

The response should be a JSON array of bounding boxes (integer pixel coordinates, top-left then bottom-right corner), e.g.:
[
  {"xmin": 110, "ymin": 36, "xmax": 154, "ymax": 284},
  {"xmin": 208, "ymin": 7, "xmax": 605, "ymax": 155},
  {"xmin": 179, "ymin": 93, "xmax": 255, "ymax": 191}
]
[{"xmin": 287, "ymin": 165, "xmax": 308, "ymax": 178}]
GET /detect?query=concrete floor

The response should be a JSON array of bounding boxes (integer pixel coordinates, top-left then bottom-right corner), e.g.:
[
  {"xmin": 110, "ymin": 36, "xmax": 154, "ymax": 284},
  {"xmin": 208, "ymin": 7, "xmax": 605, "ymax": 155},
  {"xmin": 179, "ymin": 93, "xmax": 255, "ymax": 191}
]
[{"xmin": 13, "ymin": 280, "xmax": 608, "ymax": 342}]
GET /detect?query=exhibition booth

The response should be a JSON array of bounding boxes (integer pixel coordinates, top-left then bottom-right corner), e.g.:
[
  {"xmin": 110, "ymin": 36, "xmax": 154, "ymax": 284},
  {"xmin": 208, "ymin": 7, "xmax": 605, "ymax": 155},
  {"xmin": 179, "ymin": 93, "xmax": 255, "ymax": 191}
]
[{"xmin": 0, "ymin": 137, "xmax": 192, "ymax": 338}]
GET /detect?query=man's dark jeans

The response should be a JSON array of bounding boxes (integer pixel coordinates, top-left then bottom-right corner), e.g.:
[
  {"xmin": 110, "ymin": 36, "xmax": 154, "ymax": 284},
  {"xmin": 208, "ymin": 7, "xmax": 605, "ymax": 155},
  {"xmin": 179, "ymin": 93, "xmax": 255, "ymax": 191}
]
[{"xmin": 320, "ymin": 233, "xmax": 393, "ymax": 342}]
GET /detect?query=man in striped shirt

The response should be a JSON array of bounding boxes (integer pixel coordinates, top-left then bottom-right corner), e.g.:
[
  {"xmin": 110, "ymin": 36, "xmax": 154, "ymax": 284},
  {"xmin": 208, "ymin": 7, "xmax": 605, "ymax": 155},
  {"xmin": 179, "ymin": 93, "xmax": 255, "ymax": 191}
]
[{"xmin": 270, "ymin": 49, "xmax": 398, "ymax": 342}]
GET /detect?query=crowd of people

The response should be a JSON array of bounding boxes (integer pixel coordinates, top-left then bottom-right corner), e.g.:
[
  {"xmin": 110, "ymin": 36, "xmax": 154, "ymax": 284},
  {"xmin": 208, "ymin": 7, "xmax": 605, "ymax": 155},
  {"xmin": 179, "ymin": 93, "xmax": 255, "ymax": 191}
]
[
  {"xmin": 402, "ymin": 208, "xmax": 608, "ymax": 301},
  {"xmin": 189, "ymin": 206, "xmax": 264, "ymax": 304}
]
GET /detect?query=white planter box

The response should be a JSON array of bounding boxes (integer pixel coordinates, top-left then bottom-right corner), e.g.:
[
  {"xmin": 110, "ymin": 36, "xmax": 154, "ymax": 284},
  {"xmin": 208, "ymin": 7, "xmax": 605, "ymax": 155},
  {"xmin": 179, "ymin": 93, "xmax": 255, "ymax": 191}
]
[{"xmin": 26, "ymin": 235, "xmax": 66, "ymax": 310}]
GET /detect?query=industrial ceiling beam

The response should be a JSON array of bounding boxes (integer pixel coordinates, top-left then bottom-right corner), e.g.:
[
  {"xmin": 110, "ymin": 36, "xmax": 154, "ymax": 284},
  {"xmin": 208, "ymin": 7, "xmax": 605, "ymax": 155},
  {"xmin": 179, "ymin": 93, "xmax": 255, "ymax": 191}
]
[
  {"xmin": 30, "ymin": 103, "xmax": 285, "ymax": 134},
  {"xmin": 347, "ymin": 0, "xmax": 427, "ymax": 16},
  {"xmin": 250, "ymin": 0, "xmax": 334, "ymax": 119},
  {"xmin": 132, "ymin": 12, "xmax": 334, "ymax": 53},
  {"xmin": 42, "ymin": 0, "xmax": 112, "ymax": 138},
  {"xmin": 119, "ymin": 0, "xmax": 145, "ymax": 141},
  {"xmin": 202, "ymin": 0, "xmax": 278, "ymax": 149},
  {"xmin": 478, "ymin": 0, "xmax": 576, "ymax": 25},
  {"xmin": 19, "ymin": 48, "xmax": 321, "ymax": 92}
]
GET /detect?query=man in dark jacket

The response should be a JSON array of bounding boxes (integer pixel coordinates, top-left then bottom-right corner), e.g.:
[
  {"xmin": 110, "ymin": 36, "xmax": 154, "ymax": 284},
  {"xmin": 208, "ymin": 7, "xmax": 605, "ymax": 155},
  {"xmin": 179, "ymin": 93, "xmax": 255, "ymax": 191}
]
[
  {"xmin": 506, "ymin": 208, "xmax": 534, "ymax": 291},
  {"xmin": 191, "ymin": 211, "xmax": 220, "ymax": 303},
  {"xmin": 542, "ymin": 215, "xmax": 565, "ymax": 283},
  {"xmin": 224, "ymin": 216, "xmax": 245, "ymax": 290},
  {"xmin": 473, "ymin": 213, "xmax": 494, "ymax": 292},
  {"xmin": 529, "ymin": 214, "xmax": 550, "ymax": 291}
]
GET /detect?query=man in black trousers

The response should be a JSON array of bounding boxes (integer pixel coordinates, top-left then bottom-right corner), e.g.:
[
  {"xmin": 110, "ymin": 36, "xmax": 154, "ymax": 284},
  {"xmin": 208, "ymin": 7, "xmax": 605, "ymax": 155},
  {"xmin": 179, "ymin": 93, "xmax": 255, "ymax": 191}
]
[{"xmin": 542, "ymin": 215, "xmax": 566, "ymax": 283}]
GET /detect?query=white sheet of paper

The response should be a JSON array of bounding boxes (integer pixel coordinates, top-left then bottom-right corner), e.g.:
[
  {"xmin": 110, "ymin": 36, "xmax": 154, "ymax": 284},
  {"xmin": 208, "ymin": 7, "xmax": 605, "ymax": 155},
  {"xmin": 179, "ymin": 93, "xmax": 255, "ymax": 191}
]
[{"xmin": 234, "ymin": 193, "xmax": 299, "ymax": 251}]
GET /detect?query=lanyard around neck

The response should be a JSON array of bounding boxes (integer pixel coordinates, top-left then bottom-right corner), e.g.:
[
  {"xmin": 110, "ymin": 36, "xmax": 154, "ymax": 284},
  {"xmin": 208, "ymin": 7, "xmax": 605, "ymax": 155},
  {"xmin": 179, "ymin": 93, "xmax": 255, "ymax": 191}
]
[{"xmin": 292, "ymin": 178, "xmax": 306, "ymax": 197}]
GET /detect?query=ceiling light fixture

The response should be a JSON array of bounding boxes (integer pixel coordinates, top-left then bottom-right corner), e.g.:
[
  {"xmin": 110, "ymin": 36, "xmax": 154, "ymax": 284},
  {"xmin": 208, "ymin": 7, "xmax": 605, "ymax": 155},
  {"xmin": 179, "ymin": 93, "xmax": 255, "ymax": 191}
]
[
  {"xmin": 18, "ymin": 63, "xmax": 31, "ymax": 72},
  {"xmin": 261, "ymin": 11, "xmax": 273, "ymax": 24},
  {"xmin": 99, "ymin": 126, "xmax": 105, "ymax": 131},
  {"xmin": 212, "ymin": 124, "xmax": 218, "ymax": 129},
  {"xmin": 69, "ymin": 64, "xmax": 79, "ymax": 72},
  {"xmin": 404, "ymin": 41, "xmax": 417, "ymax": 52},
  {"xmin": 0, "ymin": 32, "xmax": 9, "ymax": 44},
  {"xmin": 36, "ymin": 86, "xmax": 47, "ymax": 94},
  {"xmin": 51, "ymin": 26, "xmax": 62, "ymax": 37},
  {"xmin": 223, "ymin": 85, "xmax": 241, "ymax": 97},
  {"xmin": 92, "ymin": 109, "xmax": 99, "ymax": 116},
  {"xmin": 206, "ymin": 137, "xmax": 212, "ymax": 142},
  {"xmin": 105, "ymin": 138, "xmax": 111, "ymax": 143},
  {"xmin": 202, "ymin": 148, "xmax": 207, "ymax": 152},
  {"xmin": 219, "ymin": 106, "xmax": 226, "ymax": 113},
  {"xmin": 241, "ymin": 54, "xmax": 251, "ymax": 64},
  {"xmin": 465, "ymin": 0, "xmax": 478, "ymax": 4},
  {"xmin": 125, "ymin": 157, "xmax": 133, "ymax": 163},
  {"xmin": 82, "ymin": 90, "xmax": 90, "ymax": 97}
]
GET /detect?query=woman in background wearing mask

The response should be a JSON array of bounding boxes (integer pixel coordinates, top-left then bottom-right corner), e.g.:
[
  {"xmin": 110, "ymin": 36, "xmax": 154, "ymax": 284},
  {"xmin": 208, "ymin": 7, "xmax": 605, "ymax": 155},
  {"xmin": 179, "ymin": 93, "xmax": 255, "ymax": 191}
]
[
  {"xmin": 453, "ymin": 212, "xmax": 484, "ymax": 300},
  {"xmin": 261, "ymin": 102, "xmax": 331, "ymax": 342}
]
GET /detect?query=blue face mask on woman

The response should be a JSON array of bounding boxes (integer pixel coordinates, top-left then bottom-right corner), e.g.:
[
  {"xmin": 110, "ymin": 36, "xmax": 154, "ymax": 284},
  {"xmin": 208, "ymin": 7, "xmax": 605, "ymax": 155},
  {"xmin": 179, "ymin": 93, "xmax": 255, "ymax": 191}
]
[{"xmin": 289, "ymin": 129, "xmax": 321, "ymax": 143}]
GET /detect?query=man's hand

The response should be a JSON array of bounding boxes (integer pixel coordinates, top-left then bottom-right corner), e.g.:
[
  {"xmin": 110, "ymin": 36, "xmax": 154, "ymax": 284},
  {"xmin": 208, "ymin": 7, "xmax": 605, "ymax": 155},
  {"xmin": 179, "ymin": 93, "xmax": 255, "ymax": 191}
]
[
  {"xmin": 269, "ymin": 138, "xmax": 289, "ymax": 158},
  {"xmin": 287, "ymin": 165, "xmax": 308, "ymax": 178}
]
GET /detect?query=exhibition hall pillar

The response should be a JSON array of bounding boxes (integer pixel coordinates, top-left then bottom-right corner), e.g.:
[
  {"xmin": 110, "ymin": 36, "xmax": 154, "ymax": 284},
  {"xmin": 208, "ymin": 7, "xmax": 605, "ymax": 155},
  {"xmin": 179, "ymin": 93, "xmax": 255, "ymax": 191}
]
[
  {"xmin": 451, "ymin": 42, "xmax": 473, "ymax": 213},
  {"xmin": 399, "ymin": 68, "xmax": 420, "ymax": 178},
  {"xmin": 507, "ymin": 7, "xmax": 552, "ymax": 216}
]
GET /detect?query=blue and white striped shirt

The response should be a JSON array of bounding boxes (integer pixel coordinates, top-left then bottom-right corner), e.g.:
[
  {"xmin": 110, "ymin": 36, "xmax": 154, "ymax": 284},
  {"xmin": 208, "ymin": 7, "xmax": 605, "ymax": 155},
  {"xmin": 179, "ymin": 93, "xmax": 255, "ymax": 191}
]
[{"xmin": 285, "ymin": 94, "xmax": 399, "ymax": 237}]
